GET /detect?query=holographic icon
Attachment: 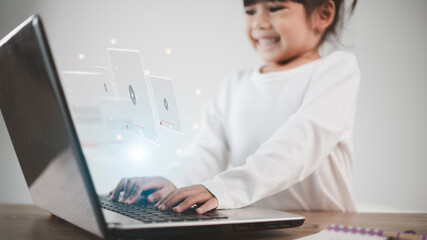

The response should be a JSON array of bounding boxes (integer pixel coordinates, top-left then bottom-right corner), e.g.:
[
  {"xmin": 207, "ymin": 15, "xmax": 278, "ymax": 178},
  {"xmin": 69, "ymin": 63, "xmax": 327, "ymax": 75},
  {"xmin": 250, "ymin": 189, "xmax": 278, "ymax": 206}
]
[
  {"xmin": 93, "ymin": 65, "xmax": 125, "ymax": 134},
  {"xmin": 107, "ymin": 48, "xmax": 159, "ymax": 144},
  {"xmin": 150, "ymin": 75, "xmax": 183, "ymax": 134},
  {"xmin": 61, "ymin": 71, "xmax": 120, "ymax": 144},
  {"xmin": 129, "ymin": 84, "xmax": 136, "ymax": 105},
  {"xmin": 163, "ymin": 98, "xmax": 169, "ymax": 111}
]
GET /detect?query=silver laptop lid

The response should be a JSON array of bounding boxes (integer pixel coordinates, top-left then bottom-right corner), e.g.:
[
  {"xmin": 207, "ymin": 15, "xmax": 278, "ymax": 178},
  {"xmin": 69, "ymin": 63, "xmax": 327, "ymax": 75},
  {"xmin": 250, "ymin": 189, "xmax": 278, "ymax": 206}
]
[{"xmin": 0, "ymin": 15, "xmax": 108, "ymax": 238}]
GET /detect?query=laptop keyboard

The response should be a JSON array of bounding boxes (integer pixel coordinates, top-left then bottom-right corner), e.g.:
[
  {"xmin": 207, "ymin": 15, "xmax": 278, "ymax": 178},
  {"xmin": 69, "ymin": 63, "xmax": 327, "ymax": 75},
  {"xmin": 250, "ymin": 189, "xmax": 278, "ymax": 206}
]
[{"xmin": 99, "ymin": 195, "xmax": 228, "ymax": 223}]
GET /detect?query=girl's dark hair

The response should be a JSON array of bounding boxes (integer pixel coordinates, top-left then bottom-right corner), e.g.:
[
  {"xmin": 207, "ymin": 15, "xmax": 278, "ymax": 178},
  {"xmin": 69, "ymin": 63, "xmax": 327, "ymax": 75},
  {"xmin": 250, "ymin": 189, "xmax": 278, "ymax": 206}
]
[{"xmin": 243, "ymin": 0, "xmax": 358, "ymax": 45}]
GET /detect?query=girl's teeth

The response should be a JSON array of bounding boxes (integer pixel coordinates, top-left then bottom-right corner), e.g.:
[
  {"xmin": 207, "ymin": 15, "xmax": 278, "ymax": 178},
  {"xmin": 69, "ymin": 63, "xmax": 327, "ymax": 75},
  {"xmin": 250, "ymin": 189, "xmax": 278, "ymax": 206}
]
[{"xmin": 257, "ymin": 38, "xmax": 278, "ymax": 45}]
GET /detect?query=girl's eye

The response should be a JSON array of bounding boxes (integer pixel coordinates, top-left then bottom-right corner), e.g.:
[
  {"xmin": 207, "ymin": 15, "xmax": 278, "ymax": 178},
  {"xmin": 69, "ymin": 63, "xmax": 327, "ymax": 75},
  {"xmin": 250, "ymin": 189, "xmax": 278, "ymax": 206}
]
[
  {"xmin": 245, "ymin": 9, "xmax": 256, "ymax": 15},
  {"xmin": 269, "ymin": 6, "xmax": 285, "ymax": 12}
]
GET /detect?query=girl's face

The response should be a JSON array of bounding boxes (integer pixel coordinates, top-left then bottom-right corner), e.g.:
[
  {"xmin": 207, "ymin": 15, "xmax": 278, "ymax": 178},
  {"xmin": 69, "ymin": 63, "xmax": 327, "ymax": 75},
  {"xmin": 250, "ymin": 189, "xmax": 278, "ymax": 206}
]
[{"xmin": 245, "ymin": 0, "xmax": 321, "ymax": 65}]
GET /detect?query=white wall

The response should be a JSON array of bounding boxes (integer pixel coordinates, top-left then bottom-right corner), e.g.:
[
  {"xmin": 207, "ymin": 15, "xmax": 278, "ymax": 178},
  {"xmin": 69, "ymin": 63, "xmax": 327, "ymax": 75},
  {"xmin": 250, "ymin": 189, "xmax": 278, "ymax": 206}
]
[
  {"xmin": 351, "ymin": 1, "xmax": 427, "ymax": 212},
  {"xmin": 0, "ymin": 0, "xmax": 426, "ymax": 212}
]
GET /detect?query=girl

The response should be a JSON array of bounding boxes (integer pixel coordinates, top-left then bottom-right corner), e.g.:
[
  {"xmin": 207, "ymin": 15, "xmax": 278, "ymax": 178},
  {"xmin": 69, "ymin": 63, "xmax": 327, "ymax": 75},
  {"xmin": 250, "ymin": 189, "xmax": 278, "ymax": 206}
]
[{"xmin": 110, "ymin": 0, "xmax": 360, "ymax": 214}]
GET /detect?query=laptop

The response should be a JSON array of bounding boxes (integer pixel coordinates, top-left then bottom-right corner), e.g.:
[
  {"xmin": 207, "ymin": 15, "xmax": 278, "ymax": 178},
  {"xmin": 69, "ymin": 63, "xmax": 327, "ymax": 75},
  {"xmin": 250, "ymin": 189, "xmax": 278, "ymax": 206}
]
[{"xmin": 0, "ymin": 15, "xmax": 305, "ymax": 239}]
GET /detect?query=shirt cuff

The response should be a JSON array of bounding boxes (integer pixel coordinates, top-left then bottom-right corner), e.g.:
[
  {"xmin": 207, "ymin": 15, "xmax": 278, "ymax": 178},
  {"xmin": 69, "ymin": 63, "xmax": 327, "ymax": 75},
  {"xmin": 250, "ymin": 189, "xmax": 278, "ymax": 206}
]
[{"xmin": 201, "ymin": 180, "xmax": 227, "ymax": 209}]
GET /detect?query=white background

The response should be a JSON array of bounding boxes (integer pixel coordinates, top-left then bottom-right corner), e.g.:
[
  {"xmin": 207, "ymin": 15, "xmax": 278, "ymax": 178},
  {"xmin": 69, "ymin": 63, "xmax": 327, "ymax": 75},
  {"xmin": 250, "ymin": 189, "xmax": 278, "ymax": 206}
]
[{"xmin": 0, "ymin": 0, "xmax": 426, "ymax": 212}]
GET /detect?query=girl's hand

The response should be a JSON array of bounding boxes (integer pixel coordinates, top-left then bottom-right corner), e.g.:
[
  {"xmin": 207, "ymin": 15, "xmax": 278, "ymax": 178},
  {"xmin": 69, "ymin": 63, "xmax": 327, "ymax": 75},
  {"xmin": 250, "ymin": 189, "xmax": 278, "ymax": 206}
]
[
  {"xmin": 154, "ymin": 185, "xmax": 218, "ymax": 215},
  {"xmin": 109, "ymin": 177, "xmax": 176, "ymax": 204}
]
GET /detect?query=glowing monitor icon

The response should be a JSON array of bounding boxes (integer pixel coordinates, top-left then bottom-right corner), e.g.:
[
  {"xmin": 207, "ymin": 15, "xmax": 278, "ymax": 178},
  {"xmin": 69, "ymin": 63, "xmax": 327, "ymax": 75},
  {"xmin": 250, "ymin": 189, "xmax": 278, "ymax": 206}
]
[
  {"xmin": 150, "ymin": 75, "xmax": 183, "ymax": 134},
  {"xmin": 107, "ymin": 48, "xmax": 159, "ymax": 144}
]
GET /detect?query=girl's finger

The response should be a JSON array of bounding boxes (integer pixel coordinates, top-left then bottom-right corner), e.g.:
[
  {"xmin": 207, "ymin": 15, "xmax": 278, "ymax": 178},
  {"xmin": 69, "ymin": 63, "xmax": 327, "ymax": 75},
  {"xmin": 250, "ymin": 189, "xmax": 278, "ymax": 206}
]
[
  {"xmin": 121, "ymin": 178, "xmax": 135, "ymax": 202},
  {"xmin": 196, "ymin": 198, "xmax": 218, "ymax": 215},
  {"xmin": 124, "ymin": 182, "xmax": 145, "ymax": 204},
  {"xmin": 154, "ymin": 190, "xmax": 176, "ymax": 208},
  {"xmin": 147, "ymin": 189, "xmax": 169, "ymax": 203},
  {"xmin": 160, "ymin": 189, "xmax": 197, "ymax": 211},
  {"xmin": 173, "ymin": 194, "xmax": 203, "ymax": 213},
  {"xmin": 110, "ymin": 178, "xmax": 126, "ymax": 201}
]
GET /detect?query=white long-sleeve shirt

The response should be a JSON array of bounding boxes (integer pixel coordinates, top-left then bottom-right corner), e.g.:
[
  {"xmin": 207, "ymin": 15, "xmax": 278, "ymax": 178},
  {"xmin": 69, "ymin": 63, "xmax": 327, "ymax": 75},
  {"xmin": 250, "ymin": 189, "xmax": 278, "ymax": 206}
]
[{"xmin": 166, "ymin": 51, "xmax": 360, "ymax": 212}]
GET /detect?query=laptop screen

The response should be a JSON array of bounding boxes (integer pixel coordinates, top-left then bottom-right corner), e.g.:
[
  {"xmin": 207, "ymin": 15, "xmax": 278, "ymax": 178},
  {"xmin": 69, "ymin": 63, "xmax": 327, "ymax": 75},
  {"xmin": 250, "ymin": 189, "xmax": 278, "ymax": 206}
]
[
  {"xmin": 0, "ymin": 15, "xmax": 107, "ymax": 238},
  {"xmin": 0, "ymin": 19, "xmax": 70, "ymax": 187}
]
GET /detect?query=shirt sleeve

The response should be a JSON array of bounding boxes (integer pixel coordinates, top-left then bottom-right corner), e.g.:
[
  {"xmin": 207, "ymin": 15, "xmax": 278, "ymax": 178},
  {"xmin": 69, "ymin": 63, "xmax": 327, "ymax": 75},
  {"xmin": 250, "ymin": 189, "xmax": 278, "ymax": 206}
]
[
  {"xmin": 164, "ymin": 75, "xmax": 233, "ymax": 188},
  {"xmin": 201, "ymin": 53, "xmax": 361, "ymax": 209}
]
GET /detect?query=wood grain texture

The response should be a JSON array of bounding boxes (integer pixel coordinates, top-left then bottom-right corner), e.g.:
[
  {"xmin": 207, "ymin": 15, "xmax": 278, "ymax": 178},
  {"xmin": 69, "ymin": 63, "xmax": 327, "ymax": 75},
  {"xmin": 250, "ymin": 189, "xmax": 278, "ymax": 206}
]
[{"xmin": 1, "ymin": 204, "xmax": 426, "ymax": 240}]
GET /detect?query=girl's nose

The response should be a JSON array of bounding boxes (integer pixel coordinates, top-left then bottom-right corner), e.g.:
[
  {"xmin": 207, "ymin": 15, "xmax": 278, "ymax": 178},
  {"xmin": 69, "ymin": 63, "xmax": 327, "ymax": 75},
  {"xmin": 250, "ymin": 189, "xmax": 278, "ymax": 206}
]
[{"xmin": 252, "ymin": 12, "xmax": 272, "ymax": 30}]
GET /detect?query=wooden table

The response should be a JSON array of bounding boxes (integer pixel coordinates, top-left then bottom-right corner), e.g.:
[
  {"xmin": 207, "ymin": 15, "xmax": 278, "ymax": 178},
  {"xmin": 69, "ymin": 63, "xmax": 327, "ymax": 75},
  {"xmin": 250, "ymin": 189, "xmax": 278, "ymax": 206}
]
[{"xmin": 1, "ymin": 204, "xmax": 426, "ymax": 239}]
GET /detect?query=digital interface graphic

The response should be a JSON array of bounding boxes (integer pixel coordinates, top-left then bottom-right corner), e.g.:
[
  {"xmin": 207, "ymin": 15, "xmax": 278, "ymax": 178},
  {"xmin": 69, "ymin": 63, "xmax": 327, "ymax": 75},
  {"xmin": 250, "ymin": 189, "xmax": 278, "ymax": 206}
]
[
  {"xmin": 61, "ymin": 71, "xmax": 105, "ymax": 125},
  {"xmin": 61, "ymin": 71, "xmax": 116, "ymax": 144},
  {"xmin": 93, "ymin": 66, "xmax": 125, "ymax": 132},
  {"xmin": 107, "ymin": 48, "xmax": 159, "ymax": 144},
  {"xmin": 94, "ymin": 65, "xmax": 119, "ymax": 98},
  {"xmin": 150, "ymin": 75, "xmax": 183, "ymax": 134}
]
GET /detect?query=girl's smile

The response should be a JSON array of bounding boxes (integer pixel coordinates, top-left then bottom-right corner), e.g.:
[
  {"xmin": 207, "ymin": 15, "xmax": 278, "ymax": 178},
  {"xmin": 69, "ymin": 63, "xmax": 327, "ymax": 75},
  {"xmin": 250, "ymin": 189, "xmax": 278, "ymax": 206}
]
[{"xmin": 252, "ymin": 34, "xmax": 281, "ymax": 51}]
